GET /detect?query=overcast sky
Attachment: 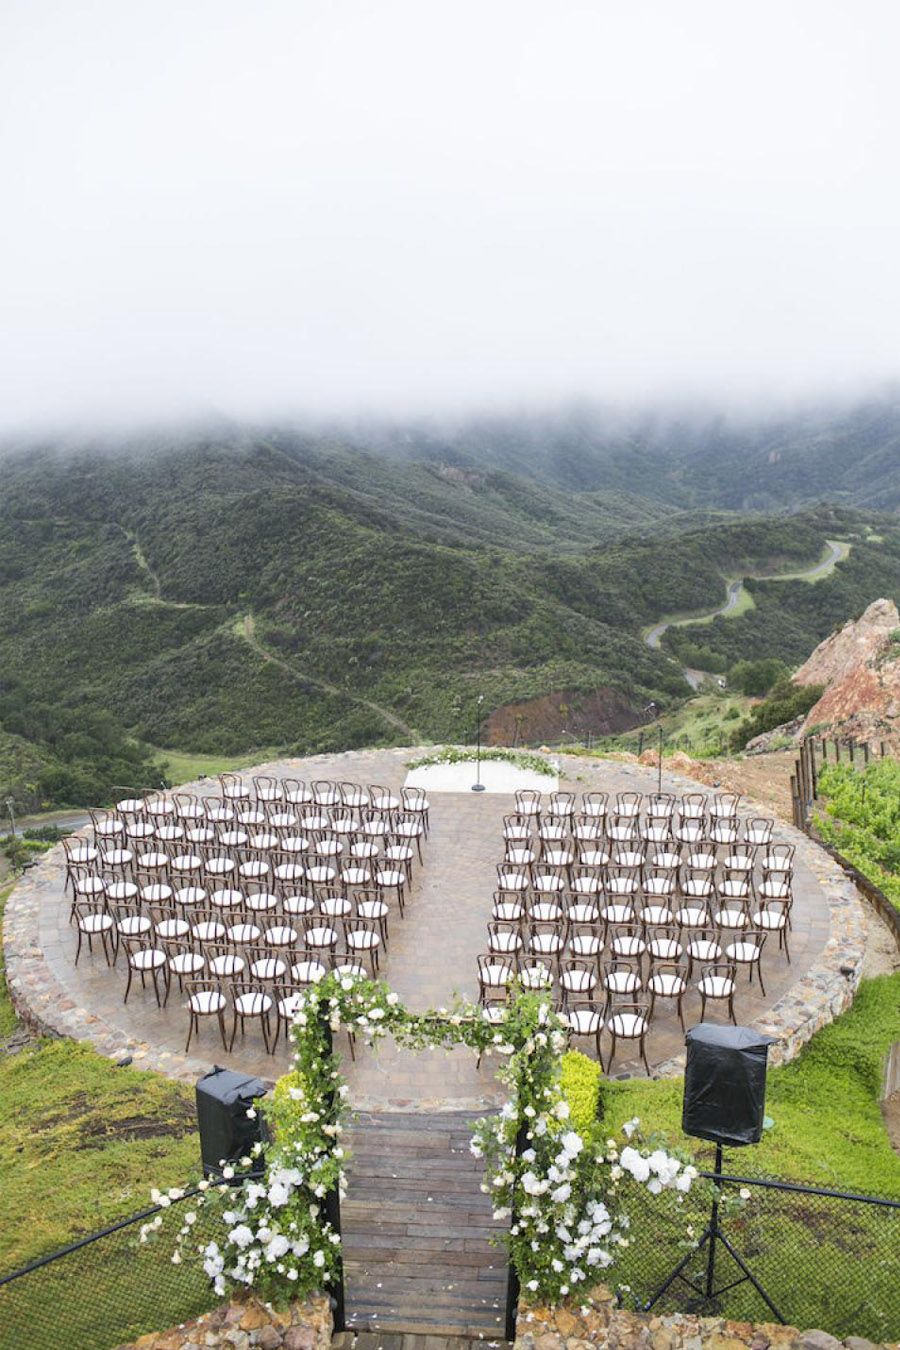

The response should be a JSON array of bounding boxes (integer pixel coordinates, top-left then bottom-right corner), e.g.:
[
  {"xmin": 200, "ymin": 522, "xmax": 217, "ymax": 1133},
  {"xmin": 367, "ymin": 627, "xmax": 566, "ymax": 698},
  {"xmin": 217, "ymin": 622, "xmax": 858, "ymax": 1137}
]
[{"xmin": 2, "ymin": 1, "xmax": 900, "ymax": 431}]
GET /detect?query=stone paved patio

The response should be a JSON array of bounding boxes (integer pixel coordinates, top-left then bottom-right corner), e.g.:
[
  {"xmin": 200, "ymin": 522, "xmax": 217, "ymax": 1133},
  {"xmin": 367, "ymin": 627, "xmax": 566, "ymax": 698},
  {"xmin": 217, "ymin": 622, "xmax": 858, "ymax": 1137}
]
[{"xmin": 3, "ymin": 748, "xmax": 867, "ymax": 1107}]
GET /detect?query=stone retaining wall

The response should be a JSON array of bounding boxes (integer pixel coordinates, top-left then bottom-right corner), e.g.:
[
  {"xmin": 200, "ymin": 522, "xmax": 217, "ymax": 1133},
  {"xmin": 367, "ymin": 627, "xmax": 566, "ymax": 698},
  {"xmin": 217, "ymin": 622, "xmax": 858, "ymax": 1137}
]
[
  {"xmin": 515, "ymin": 1288, "xmax": 898, "ymax": 1350},
  {"xmin": 118, "ymin": 1294, "xmax": 331, "ymax": 1350}
]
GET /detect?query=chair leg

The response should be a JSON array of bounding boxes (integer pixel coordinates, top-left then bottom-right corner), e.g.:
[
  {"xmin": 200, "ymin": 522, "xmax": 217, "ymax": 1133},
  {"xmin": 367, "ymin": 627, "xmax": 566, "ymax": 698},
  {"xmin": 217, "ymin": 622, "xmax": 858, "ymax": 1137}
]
[
  {"xmin": 640, "ymin": 1037, "xmax": 651, "ymax": 1076},
  {"xmin": 757, "ymin": 963, "xmax": 766, "ymax": 997},
  {"xmin": 217, "ymin": 1009, "xmax": 228, "ymax": 1051},
  {"xmin": 185, "ymin": 1012, "xmax": 196, "ymax": 1054}
]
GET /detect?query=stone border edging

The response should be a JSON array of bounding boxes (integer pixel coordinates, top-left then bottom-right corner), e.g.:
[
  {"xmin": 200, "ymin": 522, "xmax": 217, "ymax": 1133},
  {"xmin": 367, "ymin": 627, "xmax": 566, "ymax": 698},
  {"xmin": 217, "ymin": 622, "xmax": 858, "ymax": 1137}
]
[{"xmin": 1, "ymin": 751, "xmax": 871, "ymax": 1083}]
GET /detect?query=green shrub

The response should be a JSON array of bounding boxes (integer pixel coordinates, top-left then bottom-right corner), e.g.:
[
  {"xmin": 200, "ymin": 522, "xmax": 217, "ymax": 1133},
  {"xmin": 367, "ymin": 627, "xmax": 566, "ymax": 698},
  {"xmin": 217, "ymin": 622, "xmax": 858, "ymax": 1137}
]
[
  {"xmin": 728, "ymin": 657, "xmax": 788, "ymax": 696},
  {"xmin": 815, "ymin": 760, "xmax": 900, "ymax": 910},
  {"xmin": 560, "ymin": 1049, "xmax": 603, "ymax": 1133},
  {"xmin": 731, "ymin": 678, "xmax": 824, "ymax": 749}
]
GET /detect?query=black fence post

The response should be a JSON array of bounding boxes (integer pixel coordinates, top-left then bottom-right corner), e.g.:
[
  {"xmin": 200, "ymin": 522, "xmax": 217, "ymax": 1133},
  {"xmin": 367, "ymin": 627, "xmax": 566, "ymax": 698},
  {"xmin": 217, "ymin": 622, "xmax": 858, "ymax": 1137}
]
[
  {"xmin": 504, "ymin": 1120, "xmax": 529, "ymax": 1342},
  {"xmin": 320, "ymin": 1013, "xmax": 346, "ymax": 1333}
]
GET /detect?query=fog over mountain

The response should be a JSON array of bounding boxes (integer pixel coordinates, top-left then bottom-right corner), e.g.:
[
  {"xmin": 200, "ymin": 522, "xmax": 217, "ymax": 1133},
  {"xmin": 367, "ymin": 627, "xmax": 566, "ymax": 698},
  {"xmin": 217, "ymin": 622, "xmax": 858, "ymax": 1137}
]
[{"xmin": 2, "ymin": 0, "xmax": 900, "ymax": 433}]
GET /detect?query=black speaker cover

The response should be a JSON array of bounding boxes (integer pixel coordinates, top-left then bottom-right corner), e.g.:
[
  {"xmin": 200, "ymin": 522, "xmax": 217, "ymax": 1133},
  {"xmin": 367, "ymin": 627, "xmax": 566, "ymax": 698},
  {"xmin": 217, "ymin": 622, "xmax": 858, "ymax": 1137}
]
[
  {"xmin": 682, "ymin": 1024, "xmax": 776, "ymax": 1147},
  {"xmin": 196, "ymin": 1066, "xmax": 268, "ymax": 1176}
]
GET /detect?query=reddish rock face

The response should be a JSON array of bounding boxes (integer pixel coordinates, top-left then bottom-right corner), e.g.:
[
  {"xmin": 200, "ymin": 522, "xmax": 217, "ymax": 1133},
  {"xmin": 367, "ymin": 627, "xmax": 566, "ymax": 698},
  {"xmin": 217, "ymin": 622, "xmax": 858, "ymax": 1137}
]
[
  {"xmin": 792, "ymin": 598, "xmax": 900, "ymax": 750},
  {"xmin": 484, "ymin": 687, "xmax": 642, "ymax": 746}
]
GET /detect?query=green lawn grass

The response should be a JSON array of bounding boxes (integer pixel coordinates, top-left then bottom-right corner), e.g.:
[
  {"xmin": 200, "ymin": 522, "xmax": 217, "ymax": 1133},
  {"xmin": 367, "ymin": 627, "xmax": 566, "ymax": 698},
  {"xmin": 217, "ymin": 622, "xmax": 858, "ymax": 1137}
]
[
  {"xmin": 603, "ymin": 972, "xmax": 900, "ymax": 1197},
  {"xmin": 146, "ymin": 744, "xmax": 282, "ymax": 787}
]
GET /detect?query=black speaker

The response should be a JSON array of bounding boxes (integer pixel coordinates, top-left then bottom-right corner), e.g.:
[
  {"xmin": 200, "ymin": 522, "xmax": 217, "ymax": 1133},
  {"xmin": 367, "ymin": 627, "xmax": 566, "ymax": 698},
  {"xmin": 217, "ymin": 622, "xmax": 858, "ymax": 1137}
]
[
  {"xmin": 196, "ymin": 1066, "xmax": 269, "ymax": 1177},
  {"xmin": 682, "ymin": 1024, "xmax": 776, "ymax": 1147}
]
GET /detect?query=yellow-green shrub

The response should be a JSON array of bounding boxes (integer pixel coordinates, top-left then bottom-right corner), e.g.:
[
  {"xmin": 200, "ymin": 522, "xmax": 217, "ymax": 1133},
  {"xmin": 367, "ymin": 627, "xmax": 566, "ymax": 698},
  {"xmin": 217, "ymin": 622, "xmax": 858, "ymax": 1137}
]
[{"xmin": 560, "ymin": 1049, "xmax": 603, "ymax": 1133}]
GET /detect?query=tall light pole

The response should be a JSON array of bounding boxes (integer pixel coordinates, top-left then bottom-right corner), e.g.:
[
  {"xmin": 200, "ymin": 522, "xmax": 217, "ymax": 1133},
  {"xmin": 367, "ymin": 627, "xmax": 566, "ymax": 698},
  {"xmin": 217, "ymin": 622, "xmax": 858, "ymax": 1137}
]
[
  {"xmin": 472, "ymin": 694, "xmax": 486, "ymax": 792},
  {"xmin": 5, "ymin": 797, "xmax": 16, "ymax": 838},
  {"xmin": 644, "ymin": 702, "xmax": 663, "ymax": 794}
]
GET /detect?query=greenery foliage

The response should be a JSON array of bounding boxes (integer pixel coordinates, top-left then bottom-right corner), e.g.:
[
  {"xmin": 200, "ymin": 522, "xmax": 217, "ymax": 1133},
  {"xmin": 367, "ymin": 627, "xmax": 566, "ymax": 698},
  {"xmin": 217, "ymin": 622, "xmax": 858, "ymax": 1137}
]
[
  {"xmin": 730, "ymin": 678, "xmax": 825, "ymax": 748},
  {"xmin": 815, "ymin": 759, "xmax": 900, "ymax": 909},
  {"xmin": 559, "ymin": 1050, "xmax": 603, "ymax": 1132},
  {"xmin": 727, "ymin": 657, "xmax": 789, "ymax": 696},
  {"xmin": 405, "ymin": 746, "xmax": 557, "ymax": 776}
]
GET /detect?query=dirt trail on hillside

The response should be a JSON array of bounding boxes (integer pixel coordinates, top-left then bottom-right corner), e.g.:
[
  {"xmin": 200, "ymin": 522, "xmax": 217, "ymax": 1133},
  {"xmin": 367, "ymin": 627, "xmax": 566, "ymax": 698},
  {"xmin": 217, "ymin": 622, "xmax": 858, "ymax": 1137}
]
[{"xmin": 238, "ymin": 614, "xmax": 416, "ymax": 741}]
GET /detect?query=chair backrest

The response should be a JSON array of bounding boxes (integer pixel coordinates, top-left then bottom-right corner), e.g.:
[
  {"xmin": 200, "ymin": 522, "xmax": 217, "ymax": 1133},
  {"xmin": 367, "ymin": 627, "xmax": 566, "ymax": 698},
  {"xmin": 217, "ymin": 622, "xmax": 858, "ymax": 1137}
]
[
  {"xmin": 515, "ymin": 789, "xmax": 542, "ymax": 814},
  {"xmin": 701, "ymin": 960, "xmax": 736, "ymax": 986},
  {"xmin": 680, "ymin": 792, "xmax": 708, "ymax": 817},
  {"xmin": 712, "ymin": 792, "xmax": 740, "ymax": 816},
  {"xmin": 581, "ymin": 792, "xmax": 608, "ymax": 815}
]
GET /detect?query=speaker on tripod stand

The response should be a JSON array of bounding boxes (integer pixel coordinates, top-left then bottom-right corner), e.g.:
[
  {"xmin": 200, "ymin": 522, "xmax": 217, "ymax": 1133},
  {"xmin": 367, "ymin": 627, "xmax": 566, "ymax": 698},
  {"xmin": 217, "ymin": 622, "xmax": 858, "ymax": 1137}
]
[{"xmin": 644, "ymin": 1024, "xmax": 784, "ymax": 1323}]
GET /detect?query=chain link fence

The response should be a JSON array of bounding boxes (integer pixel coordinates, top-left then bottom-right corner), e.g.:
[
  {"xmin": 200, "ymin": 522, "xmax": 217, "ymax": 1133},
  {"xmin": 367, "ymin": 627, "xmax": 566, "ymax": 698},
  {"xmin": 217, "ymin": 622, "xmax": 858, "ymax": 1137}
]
[
  {"xmin": 613, "ymin": 1170, "xmax": 899, "ymax": 1342},
  {"xmin": 0, "ymin": 1188, "xmax": 222, "ymax": 1350},
  {"xmin": 1, "ymin": 1169, "xmax": 897, "ymax": 1349}
]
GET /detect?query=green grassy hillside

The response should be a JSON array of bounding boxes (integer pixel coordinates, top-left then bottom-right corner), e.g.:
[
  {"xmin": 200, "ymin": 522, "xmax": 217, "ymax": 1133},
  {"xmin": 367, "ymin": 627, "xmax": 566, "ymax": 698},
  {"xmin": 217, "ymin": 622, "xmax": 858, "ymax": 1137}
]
[{"xmin": 0, "ymin": 430, "xmax": 897, "ymax": 808}]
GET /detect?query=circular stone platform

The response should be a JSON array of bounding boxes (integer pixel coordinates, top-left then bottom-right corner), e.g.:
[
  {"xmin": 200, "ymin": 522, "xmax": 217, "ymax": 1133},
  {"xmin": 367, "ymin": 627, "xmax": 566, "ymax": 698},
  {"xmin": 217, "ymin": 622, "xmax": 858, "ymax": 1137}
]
[{"xmin": 3, "ymin": 748, "xmax": 868, "ymax": 1109}]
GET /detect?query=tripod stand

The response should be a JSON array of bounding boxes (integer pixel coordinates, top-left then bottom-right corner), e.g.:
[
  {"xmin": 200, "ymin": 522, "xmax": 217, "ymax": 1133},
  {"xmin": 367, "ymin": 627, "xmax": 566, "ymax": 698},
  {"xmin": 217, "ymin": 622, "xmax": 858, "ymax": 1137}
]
[{"xmin": 643, "ymin": 1144, "xmax": 785, "ymax": 1323}]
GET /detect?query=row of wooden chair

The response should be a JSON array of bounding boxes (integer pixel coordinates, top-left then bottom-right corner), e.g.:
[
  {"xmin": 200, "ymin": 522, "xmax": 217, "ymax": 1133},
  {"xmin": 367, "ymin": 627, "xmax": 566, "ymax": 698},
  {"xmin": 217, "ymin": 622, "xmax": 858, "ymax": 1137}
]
[{"xmin": 101, "ymin": 778, "xmax": 430, "ymax": 827}]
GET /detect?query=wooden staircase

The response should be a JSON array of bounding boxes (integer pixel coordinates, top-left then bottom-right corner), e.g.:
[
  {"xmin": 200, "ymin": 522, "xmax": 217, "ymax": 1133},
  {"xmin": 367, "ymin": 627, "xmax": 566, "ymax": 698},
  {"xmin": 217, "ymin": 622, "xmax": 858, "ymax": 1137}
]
[{"xmin": 341, "ymin": 1113, "xmax": 512, "ymax": 1345}]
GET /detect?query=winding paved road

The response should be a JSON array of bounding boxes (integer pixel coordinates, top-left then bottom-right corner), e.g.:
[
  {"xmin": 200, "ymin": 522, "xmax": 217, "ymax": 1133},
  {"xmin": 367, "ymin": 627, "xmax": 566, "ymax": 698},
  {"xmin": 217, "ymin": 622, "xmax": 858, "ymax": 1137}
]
[{"xmin": 645, "ymin": 539, "xmax": 849, "ymax": 685}]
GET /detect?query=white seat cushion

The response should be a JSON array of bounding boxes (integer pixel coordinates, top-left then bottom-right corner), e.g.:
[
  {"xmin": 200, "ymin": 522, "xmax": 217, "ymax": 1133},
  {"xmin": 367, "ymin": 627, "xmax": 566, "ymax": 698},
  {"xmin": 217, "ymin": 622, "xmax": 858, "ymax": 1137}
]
[
  {"xmin": 605, "ymin": 972, "xmax": 639, "ymax": 994},
  {"xmin": 561, "ymin": 969, "xmax": 596, "ymax": 992},
  {"xmin": 171, "ymin": 953, "xmax": 205, "ymax": 975},
  {"xmin": 131, "ymin": 947, "xmax": 165, "ymax": 969},
  {"xmin": 567, "ymin": 1009, "xmax": 601, "ymax": 1034},
  {"xmin": 250, "ymin": 957, "xmax": 287, "ymax": 979},
  {"xmin": 519, "ymin": 967, "xmax": 552, "ymax": 989},
  {"xmin": 609, "ymin": 1012, "xmax": 647, "ymax": 1037},
  {"xmin": 117, "ymin": 915, "xmax": 150, "ymax": 936},
  {"xmin": 726, "ymin": 942, "xmax": 761, "ymax": 963},
  {"xmin": 753, "ymin": 910, "xmax": 785, "ymax": 930},
  {"xmin": 699, "ymin": 975, "xmax": 734, "ymax": 997},
  {"xmin": 291, "ymin": 960, "xmax": 327, "ymax": 983},
  {"xmin": 210, "ymin": 954, "xmax": 245, "ymax": 976},
  {"xmin": 80, "ymin": 912, "xmax": 112, "ymax": 933},
  {"xmin": 234, "ymin": 993, "xmax": 272, "ymax": 1015},
  {"xmin": 481, "ymin": 962, "xmax": 514, "ymax": 986},
  {"xmin": 190, "ymin": 990, "xmax": 226, "ymax": 1014},
  {"xmin": 265, "ymin": 925, "xmax": 298, "ymax": 945},
  {"xmin": 650, "ymin": 972, "xmax": 685, "ymax": 996},
  {"xmin": 305, "ymin": 926, "xmax": 338, "ymax": 946}
]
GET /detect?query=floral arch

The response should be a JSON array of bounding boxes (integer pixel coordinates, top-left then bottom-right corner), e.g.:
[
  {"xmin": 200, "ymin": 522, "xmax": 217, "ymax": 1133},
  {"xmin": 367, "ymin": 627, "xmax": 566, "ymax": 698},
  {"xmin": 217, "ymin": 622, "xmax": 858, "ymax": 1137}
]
[{"xmin": 154, "ymin": 974, "xmax": 698, "ymax": 1312}]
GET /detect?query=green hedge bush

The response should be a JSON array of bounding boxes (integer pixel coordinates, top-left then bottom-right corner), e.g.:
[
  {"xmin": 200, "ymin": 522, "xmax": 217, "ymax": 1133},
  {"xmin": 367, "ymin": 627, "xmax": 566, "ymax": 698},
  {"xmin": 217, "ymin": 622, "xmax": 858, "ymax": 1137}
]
[{"xmin": 560, "ymin": 1049, "xmax": 603, "ymax": 1133}]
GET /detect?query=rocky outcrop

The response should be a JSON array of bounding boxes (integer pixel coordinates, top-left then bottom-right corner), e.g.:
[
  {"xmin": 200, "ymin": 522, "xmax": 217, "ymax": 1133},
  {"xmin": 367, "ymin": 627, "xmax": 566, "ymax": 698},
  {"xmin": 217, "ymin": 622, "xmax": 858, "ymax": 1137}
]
[
  {"xmin": 792, "ymin": 599, "xmax": 900, "ymax": 749},
  {"xmin": 486, "ymin": 688, "xmax": 642, "ymax": 746}
]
